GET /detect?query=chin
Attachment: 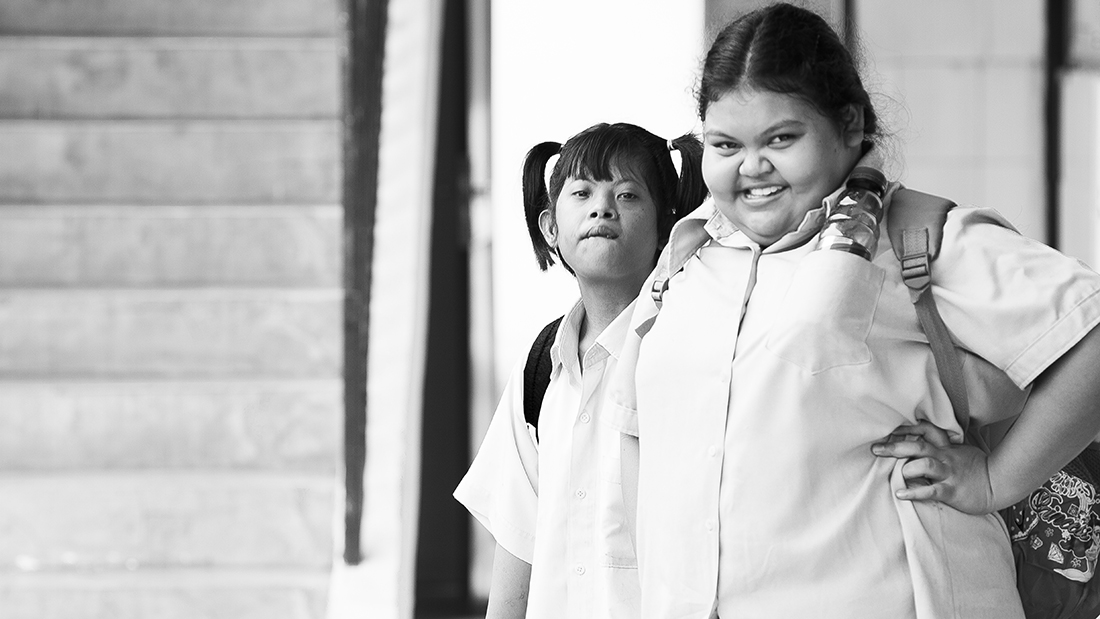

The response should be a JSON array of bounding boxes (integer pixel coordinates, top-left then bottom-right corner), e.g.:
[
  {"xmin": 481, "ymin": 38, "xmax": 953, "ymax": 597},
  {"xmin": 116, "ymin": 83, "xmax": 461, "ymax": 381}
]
[{"xmin": 582, "ymin": 264, "xmax": 646, "ymax": 285}]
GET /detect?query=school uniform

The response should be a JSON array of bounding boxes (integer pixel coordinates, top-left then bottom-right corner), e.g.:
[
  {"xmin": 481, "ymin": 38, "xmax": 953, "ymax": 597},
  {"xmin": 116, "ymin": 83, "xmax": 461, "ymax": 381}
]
[
  {"xmin": 606, "ymin": 177, "xmax": 1100, "ymax": 618},
  {"xmin": 455, "ymin": 299, "xmax": 640, "ymax": 618}
]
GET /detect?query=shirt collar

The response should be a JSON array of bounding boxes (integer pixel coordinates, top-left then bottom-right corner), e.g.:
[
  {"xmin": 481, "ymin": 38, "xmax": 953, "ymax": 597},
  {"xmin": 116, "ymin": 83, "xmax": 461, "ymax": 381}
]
[
  {"xmin": 593, "ymin": 297, "xmax": 636, "ymax": 362},
  {"xmin": 702, "ymin": 200, "xmax": 827, "ymax": 253},
  {"xmin": 549, "ymin": 299, "xmax": 584, "ymax": 379},
  {"xmin": 550, "ymin": 297, "xmax": 638, "ymax": 380}
]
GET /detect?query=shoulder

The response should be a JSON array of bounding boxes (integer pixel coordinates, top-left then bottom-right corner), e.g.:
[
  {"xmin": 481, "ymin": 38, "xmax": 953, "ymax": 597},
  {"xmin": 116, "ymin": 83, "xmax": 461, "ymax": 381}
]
[
  {"xmin": 925, "ymin": 199, "xmax": 1100, "ymax": 301},
  {"xmin": 888, "ymin": 185, "xmax": 1016, "ymax": 233},
  {"xmin": 886, "ymin": 186, "xmax": 1023, "ymax": 260},
  {"xmin": 940, "ymin": 205, "xmax": 1045, "ymax": 263},
  {"xmin": 944, "ymin": 204, "xmax": 1019, "ymax": 233}
]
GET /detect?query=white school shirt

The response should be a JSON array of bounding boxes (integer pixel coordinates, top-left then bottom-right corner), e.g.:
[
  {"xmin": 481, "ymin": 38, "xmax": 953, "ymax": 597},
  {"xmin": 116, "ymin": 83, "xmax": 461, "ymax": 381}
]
[
  {"xmin": 454, "ymin": 299, "xmax": 640, "ymax": 618},
  {"xmin": 607, "ymin": 183, "xmax": 1100, "ymax": 618}
]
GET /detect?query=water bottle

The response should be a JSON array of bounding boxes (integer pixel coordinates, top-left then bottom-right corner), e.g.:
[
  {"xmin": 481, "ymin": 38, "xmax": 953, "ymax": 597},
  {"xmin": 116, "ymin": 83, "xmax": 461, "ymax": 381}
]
[{"xmin": 815, "ymin": 167, "xmax": 888, "ymax": 260}]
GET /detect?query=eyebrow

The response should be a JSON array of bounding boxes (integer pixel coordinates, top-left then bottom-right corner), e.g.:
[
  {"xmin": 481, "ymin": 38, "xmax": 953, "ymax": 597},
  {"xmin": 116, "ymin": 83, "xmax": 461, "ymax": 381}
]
[
  {"xmin": 705, "ymin": 118, "xmax": 806, "ymax": 140},
  {"xmin": 567, "ymin": 175, "xmax": 643, "ymax": 186},
  {"xmin": 762, "ymin": 119, "xmax": 806, "ymax": 134}
]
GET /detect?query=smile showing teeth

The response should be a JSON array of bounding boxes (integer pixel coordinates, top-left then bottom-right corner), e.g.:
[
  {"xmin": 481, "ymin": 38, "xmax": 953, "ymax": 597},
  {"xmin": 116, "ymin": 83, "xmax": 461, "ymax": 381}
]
[{"xmin": 744, "ymin": 186, "xmax": 782, "ymax": 198}]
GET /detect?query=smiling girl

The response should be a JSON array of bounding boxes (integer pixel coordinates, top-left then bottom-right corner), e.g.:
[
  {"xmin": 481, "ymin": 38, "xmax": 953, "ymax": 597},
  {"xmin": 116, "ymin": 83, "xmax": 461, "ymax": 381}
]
[
  {"xmin": 606, "ymin": 4, "xmax": 1100, "ymax": 618},
  {"xmin": 454, "ymin": 122, "xmax": 706, "ymax": 618}
]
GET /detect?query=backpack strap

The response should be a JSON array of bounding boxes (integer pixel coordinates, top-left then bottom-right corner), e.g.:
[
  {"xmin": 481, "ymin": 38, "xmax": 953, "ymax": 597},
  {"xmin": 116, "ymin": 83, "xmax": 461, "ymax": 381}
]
[
  {"xmin": 651, "ymin": 220, "xmax": 713, "ymax": 308},
  {"xmin": 523, "ymin": 316, "xmax": 563, "ymax": 440},
  {"xmin": 887, "ymin": 189, "xmax": 973, "ymax": 435}
]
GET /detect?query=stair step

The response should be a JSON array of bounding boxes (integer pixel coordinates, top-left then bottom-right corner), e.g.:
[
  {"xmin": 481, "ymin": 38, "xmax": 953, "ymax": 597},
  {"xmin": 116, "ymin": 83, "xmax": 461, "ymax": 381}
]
[
  {"xmin": 0, "ymin": 205, "xmax": 341, "ymax": 287},
  {"xmin": 0, "ymin": 473, "xmax": 334, "ymax": 570},
  {"xmin": 0, "ymin": 0, "xmax": 338, "ymax": 37},
  {"xmin": 0, "ymin": 569, "xmax": 328, "ymax": 619},
  {"xmin": 0, "ymin": 120, "xmax": 340, "ymax": 205},
  {"xmin": 0, "ymin": 380, "xmax": 340, "ymax": 472},
  {"xmin": 0, "ymin": 289, "xmax": 342, "ymax": 378},
  {"xmin": 0, "ymin": 37, "xmax": 339, "ymax": 120}
]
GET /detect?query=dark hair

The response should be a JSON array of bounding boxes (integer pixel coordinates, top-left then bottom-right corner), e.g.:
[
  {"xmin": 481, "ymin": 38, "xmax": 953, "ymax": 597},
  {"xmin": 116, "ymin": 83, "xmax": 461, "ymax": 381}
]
[
  {"xmin": 521, "ymin": 122, "xmax": 708, "ymax": 272},
  {"xmin": 697, "ymin": 3, "xmax": 877, "ymax": 139}
]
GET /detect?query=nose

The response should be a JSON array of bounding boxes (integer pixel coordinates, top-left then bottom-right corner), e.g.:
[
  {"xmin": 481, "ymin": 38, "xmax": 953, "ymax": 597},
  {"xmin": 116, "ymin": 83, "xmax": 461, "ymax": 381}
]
[
  {"xmin": 739, "ymin": 150, "xmax": 773, "ymax": 177},
  {"xmin": 588, "ymin": 190, "xmax": 618, "ymax": 219}
]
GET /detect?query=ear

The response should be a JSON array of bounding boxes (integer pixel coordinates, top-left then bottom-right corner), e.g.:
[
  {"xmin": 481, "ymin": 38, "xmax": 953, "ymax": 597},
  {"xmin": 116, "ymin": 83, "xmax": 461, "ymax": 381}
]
[
  {"xmin": 538, "ymin": 209, "xmax": 557, "ymax": 246},
  {"xmin": 840, "ymin": 104, "xmax": 866, "ymax": 148}
]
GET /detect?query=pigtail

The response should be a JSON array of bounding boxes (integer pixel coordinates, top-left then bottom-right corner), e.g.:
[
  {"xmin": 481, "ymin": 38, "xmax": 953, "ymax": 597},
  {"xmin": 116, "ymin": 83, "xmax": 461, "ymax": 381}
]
[
  {"xmin": 521, "ymin": 141, "xmax": 562, "ymax": 271},
  {"xmin": 668, "ymin": 133, "xmax": 709, "ymax": 217}
]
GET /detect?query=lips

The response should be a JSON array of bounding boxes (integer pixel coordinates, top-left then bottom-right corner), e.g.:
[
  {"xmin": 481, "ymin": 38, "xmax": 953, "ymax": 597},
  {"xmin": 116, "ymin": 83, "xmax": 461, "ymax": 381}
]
[
  {"xmin": 739, "ymin": 185, "xmax": 785, "ymax": 199},
  {"xmin": 582, "ymin": 225, "xmax": 619, "ymax": 240}
]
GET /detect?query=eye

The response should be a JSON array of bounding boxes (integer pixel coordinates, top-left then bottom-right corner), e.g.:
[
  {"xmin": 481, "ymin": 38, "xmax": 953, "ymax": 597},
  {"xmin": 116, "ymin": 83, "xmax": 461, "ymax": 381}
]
[
  {"xmin": 570, "ymin": 188, "xmax": 590, "ymax": 198},
  {"xmin": 618, "ymin": 191, "xmax": 639, "ymax": 201},
  {"xmin": 769, "ymin": 133, "xmax": 797, "ymax": 147},
  {"xmin": 708, "ymin": 139, "xmax": 741, "ymax": 154}
]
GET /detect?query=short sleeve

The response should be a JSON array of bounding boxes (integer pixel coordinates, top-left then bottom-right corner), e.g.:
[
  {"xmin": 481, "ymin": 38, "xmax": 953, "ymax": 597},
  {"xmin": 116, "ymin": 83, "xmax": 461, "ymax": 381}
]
[
  {"xmin": 453, "ymin": 358, "xmax": 539, "ymax": 563},
  {"xmin": 934, "ymin": 206, "xmax": 1100, "ymax": 388}
]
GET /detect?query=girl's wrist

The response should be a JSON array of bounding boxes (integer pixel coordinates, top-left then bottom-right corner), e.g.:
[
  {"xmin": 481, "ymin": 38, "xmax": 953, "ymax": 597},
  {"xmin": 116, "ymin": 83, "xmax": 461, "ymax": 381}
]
[{"xmin": 985, "ymin": 452, "xmax": 1036, "ymax": 512}]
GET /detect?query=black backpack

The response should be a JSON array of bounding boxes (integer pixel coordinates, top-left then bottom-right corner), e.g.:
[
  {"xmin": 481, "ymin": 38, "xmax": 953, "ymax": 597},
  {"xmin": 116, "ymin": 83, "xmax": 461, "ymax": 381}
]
[{"xmin": 522, "ymin": 316, "xmax": 562, "ymax": 439}]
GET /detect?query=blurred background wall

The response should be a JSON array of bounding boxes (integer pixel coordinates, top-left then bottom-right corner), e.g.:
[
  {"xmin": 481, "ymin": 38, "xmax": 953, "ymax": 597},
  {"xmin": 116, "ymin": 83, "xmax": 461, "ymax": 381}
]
[{"xmin": 0, "ymin": 1, "xmax": 1097, "ymax": 619}]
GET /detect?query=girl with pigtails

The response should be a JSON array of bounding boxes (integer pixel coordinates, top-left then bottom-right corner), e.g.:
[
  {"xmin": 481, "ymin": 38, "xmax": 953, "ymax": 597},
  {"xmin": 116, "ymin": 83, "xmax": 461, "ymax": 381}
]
[{"xmin": 455, "ymin": 122, "xmax": 707, "ymax": 618}]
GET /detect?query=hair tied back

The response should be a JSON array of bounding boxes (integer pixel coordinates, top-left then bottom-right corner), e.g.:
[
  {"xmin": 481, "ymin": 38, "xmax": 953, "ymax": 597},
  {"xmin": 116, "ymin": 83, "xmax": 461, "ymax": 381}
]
[
  {"xmin": 666, "ymin": 136, "xmax": 682, "ymax": 184},
  {"xmin": 544, "ymin": 149, "xmax": 561, "ymax": 192}
]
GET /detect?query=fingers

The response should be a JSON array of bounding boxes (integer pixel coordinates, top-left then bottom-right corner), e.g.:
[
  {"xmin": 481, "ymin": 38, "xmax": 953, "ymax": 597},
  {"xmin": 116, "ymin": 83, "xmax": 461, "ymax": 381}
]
[
  {"xmin": 901, "ymin": 456, "xmax": 945, "ymax": 482},
  {"xmin": 893, "ymin": 459, "xmax": 952, "ymax": 502},
  {"xmin": 895, "ymin": 483, "xmax": 940, "ymax": 502},
  {"xmin": 871, "ymin": 438, "xmax": 938, "ymax": 460},
  {"xmin": 872, "ymin": 432, "xmax": 995, "ymax": 514},
  {"xmin": 885, "ymin": 420, "xmax": 954, "ymax": 448}
]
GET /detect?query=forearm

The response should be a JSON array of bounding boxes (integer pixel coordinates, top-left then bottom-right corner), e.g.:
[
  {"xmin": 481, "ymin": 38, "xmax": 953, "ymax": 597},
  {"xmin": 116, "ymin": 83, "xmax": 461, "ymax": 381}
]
[
  {"xmin": 987, "ymin": 324, "xmax": 1100, "ymax": 510},
  {"xmin": 486, "ymin": 543, "xmax": 532, "ymax": 619}
]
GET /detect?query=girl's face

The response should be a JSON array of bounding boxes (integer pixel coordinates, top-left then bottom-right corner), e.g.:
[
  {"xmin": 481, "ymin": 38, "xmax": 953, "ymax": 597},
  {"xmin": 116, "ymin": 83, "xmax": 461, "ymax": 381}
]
[
  {"xmin": 539, "ymin": 164, "xmax": 660, "ymax": 287},
  {"xmin": 702, "ymin": 88, "xmax": 865, "ymax": 247}
]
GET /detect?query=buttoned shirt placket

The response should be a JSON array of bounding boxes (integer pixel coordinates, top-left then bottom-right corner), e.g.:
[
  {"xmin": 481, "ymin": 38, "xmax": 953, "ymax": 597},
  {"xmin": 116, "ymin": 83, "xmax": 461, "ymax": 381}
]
[
  {"xmin": 554, "ymin": 342, "xmax": 610, "ymax": 616},
  {"xmin": 700, "ymin": 205, "xmax": 827, "ymax": 608}
]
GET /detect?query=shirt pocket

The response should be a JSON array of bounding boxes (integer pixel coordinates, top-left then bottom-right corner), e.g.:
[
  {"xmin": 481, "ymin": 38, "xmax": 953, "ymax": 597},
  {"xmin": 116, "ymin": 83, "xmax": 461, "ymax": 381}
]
[{"xmin": 765, "ymin": 249, "xmax": 884, "ymax": 373}]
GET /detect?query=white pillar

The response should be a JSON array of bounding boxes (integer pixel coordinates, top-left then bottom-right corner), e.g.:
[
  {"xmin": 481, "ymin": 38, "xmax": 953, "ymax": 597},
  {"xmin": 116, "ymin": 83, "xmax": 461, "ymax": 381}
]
[{"xmin": 326, "ymin": 1, "xmax": 443, "ymax": 618}]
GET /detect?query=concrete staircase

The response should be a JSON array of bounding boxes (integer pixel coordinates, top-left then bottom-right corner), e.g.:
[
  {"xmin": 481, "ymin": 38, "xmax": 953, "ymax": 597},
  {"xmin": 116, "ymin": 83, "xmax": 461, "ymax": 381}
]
[{"xmin": 0, "ymin": 2, "xmax": 344, "ymax": 617}]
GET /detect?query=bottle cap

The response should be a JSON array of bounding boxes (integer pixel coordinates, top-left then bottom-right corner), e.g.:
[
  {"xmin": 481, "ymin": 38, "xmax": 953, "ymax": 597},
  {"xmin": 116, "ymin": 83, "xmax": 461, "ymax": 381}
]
[{"xmin": 847, "ymin": 167, "xmax": 887, "ymax": 196}]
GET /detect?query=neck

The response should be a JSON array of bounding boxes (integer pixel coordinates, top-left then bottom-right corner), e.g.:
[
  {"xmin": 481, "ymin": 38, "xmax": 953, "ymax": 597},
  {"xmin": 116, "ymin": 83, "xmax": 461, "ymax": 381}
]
[{"xmin": 574, "ymin": 273, "xmax": 645, "ymax": 356}]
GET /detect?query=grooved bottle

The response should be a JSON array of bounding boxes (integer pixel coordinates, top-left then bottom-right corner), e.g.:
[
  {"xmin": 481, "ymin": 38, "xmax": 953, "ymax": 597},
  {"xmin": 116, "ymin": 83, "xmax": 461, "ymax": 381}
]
[{"xmin": 815, "ymin": 167, "xmax": 888, "ymax": 260}]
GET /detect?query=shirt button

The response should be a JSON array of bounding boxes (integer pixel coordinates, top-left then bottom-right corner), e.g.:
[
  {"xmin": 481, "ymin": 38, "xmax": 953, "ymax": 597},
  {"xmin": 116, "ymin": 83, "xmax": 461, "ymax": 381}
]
[
  {"xmin": 575, "ymin": 564, "xmax": 586, "ymax": 575},
  {"xmin": 706, "ymin": 519, "xmax": 715, "ymax": 532},
  {"xmin": 708, "ymin": 446, "xmax": 718, "ymax": 458},
  {"xmin": 575, "ymin": 489, "xmax": 586, "ymax": 499},
  {"xmin": 579, "ymin": 412, "xmax": 591, "ymax": 423}
]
